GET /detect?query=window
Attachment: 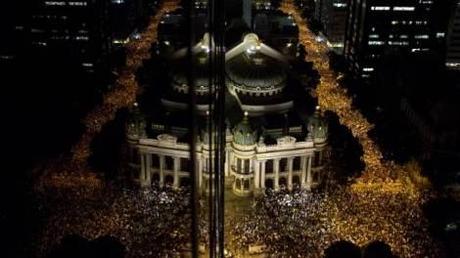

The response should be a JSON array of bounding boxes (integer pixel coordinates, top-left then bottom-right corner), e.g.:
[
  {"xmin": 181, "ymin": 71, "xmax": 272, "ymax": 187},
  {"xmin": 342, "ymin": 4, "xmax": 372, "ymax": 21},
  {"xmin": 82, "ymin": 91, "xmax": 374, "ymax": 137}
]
[
  {"xmin": 371, "ymin": 6, "xmax": 390, "ymax": 11},
  {"xmin": 414, "ymin": 35, "xmax": 429, "ymax": 39},
  {"xmin": 393, "ymin": 6, "xmax": 415, "ymax": 11},
  {"xmin": 280, "ymin": 158, "xmax": 288, "ymax": 172},
  {"xmin": 266, "ymin": 160, "xmax": 273, "ymax": 174},
  {"xmin": 44, "ymin": 1, "xmax": 66, "ymax": 6},
  {"xmin": 165, "ymin": 156, "xmax": 174, "ymax": 170},
  {"xmin": 293, "ymin": 157, "xmax": 301, "ymax": 171},
  {"xmin": 368, "ymin": 41, "xmax": 385, "ymax": 45},
  {"xmin": 152, "ymin": 154, "xmax": 160, "ymax": 168},
  {"xmin": 243, "ymin": 180, "xmax": 250, "ymax": 190}
]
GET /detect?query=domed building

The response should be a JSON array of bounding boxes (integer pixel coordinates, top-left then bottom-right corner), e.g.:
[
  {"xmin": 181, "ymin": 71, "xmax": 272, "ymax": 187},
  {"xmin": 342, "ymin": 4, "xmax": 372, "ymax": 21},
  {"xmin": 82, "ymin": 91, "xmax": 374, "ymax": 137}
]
[{"xmin": 126, "ymin": 33, "xmax": 328, "ymax": 196}]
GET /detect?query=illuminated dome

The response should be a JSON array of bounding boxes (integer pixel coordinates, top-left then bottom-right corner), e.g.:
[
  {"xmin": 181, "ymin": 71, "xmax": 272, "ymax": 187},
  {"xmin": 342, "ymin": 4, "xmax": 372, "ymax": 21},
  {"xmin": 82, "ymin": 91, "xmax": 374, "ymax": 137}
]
[
  {"xmin": 226, "ymin": 33, "xmax": 288, "ymax": 96},
  {"xmin": 233, "ymin": 112, "xmax": 257, "ymax": 145}
]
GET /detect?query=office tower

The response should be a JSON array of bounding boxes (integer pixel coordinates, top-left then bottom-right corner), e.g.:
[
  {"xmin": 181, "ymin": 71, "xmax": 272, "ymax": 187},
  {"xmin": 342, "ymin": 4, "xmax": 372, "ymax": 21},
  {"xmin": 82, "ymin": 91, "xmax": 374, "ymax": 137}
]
[
  {"xmin": 0, "ymin": 3, "xmax": 28, "ymax": 68},
  {"xmin": 344, "ymin": 0, "xmax": 438, "ymax": 79},
  {"xmin": 446, "ymin": 1, "xmax": 460, "ymax": 69},
  {"xmin": 110, "ymin": 0, "xmax": 152, "ymax": 47},
  {"xmin": 31, "ymin": 0, "xmax": 112, "ymax": 74},
  {"xmin": 316, "ymin": 0, "xmax": 349, "ymax": 53}
]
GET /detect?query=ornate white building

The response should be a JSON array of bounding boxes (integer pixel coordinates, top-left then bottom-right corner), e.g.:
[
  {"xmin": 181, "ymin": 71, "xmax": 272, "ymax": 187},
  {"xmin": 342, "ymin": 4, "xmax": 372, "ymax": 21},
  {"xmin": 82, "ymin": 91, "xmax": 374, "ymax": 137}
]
[{"xmin": 126, "ymin": 33, "xmax": 328, "ymax": 196}]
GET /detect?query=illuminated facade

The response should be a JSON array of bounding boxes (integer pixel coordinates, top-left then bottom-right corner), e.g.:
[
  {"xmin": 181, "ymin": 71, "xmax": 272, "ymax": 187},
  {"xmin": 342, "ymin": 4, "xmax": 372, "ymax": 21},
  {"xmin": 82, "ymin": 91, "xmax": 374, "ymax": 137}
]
[
  {"xmin": 125, "ymin": 33, "xmax": 328, "ymax": 196},
  {"xmin": 31, "ymin": 0, "xmax": 112, "ymax": 73},
  {"xmin": 446, "ymin": 1, "xmax": 460, "ymax": 70},
  {"xmin": 344, "ymin": 0, "xmax": 437, "ymax": 79}
]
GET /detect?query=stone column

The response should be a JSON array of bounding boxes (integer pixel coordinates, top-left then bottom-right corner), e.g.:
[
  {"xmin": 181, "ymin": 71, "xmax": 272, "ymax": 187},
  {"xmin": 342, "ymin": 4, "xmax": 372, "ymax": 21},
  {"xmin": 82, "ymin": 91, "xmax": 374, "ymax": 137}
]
[
  {"xmin": 306, "ymin": 155, "xmax": 312, "ymax": 191},
  {"xmin": 287, "ymin": 157, "xmax": 293, "ymax": 191},
  {"xmin": 225, "ymin": 148, "xmax": 229, "ymax": 177},
  {"xmin": 274, "ymin": 158, "xmax": 280, "ymax": 191},
  {"xmin": 140, "ymin": 152, "xmax": 146, "ymax": 186},
  {"xmin": 173, "ymin": 157, "xmax": 180, "ymax": 189},
  {"xmin": 260, "ymin": 160, "xmax": 266, "ymax": 188},
  {"xmin": 300, "ymin": 156, "xmax": 307, "ymax": 189},
  {"xmin": 198, "ymin": 156, "xmax": 203, "ymax": 189},
  {"xmin": 254, "ymin": 160, "xmax": 260, "ymax": 189},
  {"xmin": 145, "ymin": 153, "xmax": 152, "ymax": 186},
  {"xmin": 159, "ymin": 155, "xmax": 165, "ymax": 187}
]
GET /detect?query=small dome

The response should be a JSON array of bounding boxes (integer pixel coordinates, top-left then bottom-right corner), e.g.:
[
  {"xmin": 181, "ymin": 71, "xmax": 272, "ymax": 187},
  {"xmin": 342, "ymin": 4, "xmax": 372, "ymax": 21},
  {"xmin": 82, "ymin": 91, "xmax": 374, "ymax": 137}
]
[
  {"xmin": 308, "ymin": 106, "xmax": 328, "ymax": 141},
  {"xmin": 233, "ymin": 112, "xmax": 257, "ymax": 145},
  {"xmin": 127, "ymin": 102, "xmax": 147, "ymax": 138}
]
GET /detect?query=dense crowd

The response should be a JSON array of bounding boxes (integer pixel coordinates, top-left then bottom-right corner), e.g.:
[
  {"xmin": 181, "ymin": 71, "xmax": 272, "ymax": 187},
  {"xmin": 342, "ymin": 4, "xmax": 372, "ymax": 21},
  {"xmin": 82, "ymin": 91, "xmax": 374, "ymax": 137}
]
[
  {"xmin": 32, "ymin": 177, "xmax": 443, "ymax": 258},
  {"xmin": 33, "ymin": 176, "xmax": 195, "ymax": 258},
  {"xmin": 29, "ymin": 1, "xmax": 444, "ymax": 257},
  {"xmin": 228, "ymin": 186, "xmax": 442, "ymax": 257}
]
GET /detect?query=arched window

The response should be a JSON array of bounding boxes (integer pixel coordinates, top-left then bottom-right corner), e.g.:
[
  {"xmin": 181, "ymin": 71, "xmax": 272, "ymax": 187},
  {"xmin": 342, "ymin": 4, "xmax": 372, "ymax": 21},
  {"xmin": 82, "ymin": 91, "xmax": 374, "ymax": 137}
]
[
  {"xmin": 244, "ymin": 159, "xmax": 250, "ymax": 173},
  {"xmin": 243, "ymin": 179, "xmax": 250, "ymax": 190}
]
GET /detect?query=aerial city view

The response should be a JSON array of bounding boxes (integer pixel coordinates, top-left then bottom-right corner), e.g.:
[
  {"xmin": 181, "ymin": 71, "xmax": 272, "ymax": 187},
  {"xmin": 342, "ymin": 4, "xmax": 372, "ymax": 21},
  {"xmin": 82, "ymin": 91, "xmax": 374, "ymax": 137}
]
[{"xmin": 1, "ymin": 0, "xmax": 460, "ymax": 257}]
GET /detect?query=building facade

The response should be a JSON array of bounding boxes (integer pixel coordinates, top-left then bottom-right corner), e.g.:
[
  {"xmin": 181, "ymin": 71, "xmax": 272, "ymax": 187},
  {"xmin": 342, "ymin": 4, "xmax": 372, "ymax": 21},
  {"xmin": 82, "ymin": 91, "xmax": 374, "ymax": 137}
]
[
  {"xmin": 314, "ymin": 0, "xmax": 349, "ymax": 53},
  {"xmin": 344, "ymin": 0, "xmax": 438, "ymax": 79},
  {"xmin": 446, "ymin": 1, "xmax": 460, "ymax": 69},
  {"xmin": 125, "ymin": 33, "xmax": 328, "ymax": 196},
  {"xmin": 31, "ymin": 0, "xmax": 113, "ymax": 74}
]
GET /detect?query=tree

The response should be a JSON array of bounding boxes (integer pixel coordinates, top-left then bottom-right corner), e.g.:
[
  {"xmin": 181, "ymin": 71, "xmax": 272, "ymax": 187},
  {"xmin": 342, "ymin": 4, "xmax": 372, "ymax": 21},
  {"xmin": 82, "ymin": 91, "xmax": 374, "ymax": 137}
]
[
  {"xmin": 363, "ymin": 241, "xmax": 396, "ymax": 258},
  {"xmin": 324, "ymin": 240, "xmax": 361, "ymax": 258}
]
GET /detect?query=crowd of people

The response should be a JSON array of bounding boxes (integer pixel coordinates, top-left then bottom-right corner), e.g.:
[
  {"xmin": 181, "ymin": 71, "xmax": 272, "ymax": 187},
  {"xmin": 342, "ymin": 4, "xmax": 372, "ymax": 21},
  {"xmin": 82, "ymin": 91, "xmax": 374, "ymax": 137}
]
[
  {"xmin": 227, "ymin": 186, "xmax": 442, "ymax": 257},
  {"xmin": 33, "ymin": 177, "xmax": 196, "ymax": 258},
  {"xmin": 31, "ymin": 176, "xmax": 443, "ymax": 258},
  {"xmin": 28, "ymin": 1, "xmax": 445, "ymax": 257}
]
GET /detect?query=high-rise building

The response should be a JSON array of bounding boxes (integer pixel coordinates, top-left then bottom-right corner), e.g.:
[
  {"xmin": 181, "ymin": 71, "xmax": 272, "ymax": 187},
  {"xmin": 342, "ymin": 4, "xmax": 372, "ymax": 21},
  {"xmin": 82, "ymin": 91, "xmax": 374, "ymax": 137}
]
[
  {"xmin": 344, "ymin": 0, "xmax": 439, "ymax": 79},
  {"xmin": 0, "ymin": 2, "xmax": 28, "ymax": 68},
  {"xmin": 314, "ymin": 0, "xmax": 349, "ymax": 53},
  {"xmin": 110, "ymin": 0, "xmax": 152, "ymax": 48},
  {"xmin": 253, "ymin": 10, "xmax": 299, "ymax": 57},
  {"xmin": 446, "ymin": 1, "xmax": 460, "ymax": 70},
  {"xmin": 30, "ymin": 0, "xmax": 112, "ymax": 74}
]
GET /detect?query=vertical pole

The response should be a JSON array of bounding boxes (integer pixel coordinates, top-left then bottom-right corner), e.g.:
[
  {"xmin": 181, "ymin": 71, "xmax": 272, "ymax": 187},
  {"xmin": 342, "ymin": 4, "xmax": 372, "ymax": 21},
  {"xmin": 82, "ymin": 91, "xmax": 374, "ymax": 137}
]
[{"xmin": 185, "ymin": 0, "xmax": 199, "ymax": 256}]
